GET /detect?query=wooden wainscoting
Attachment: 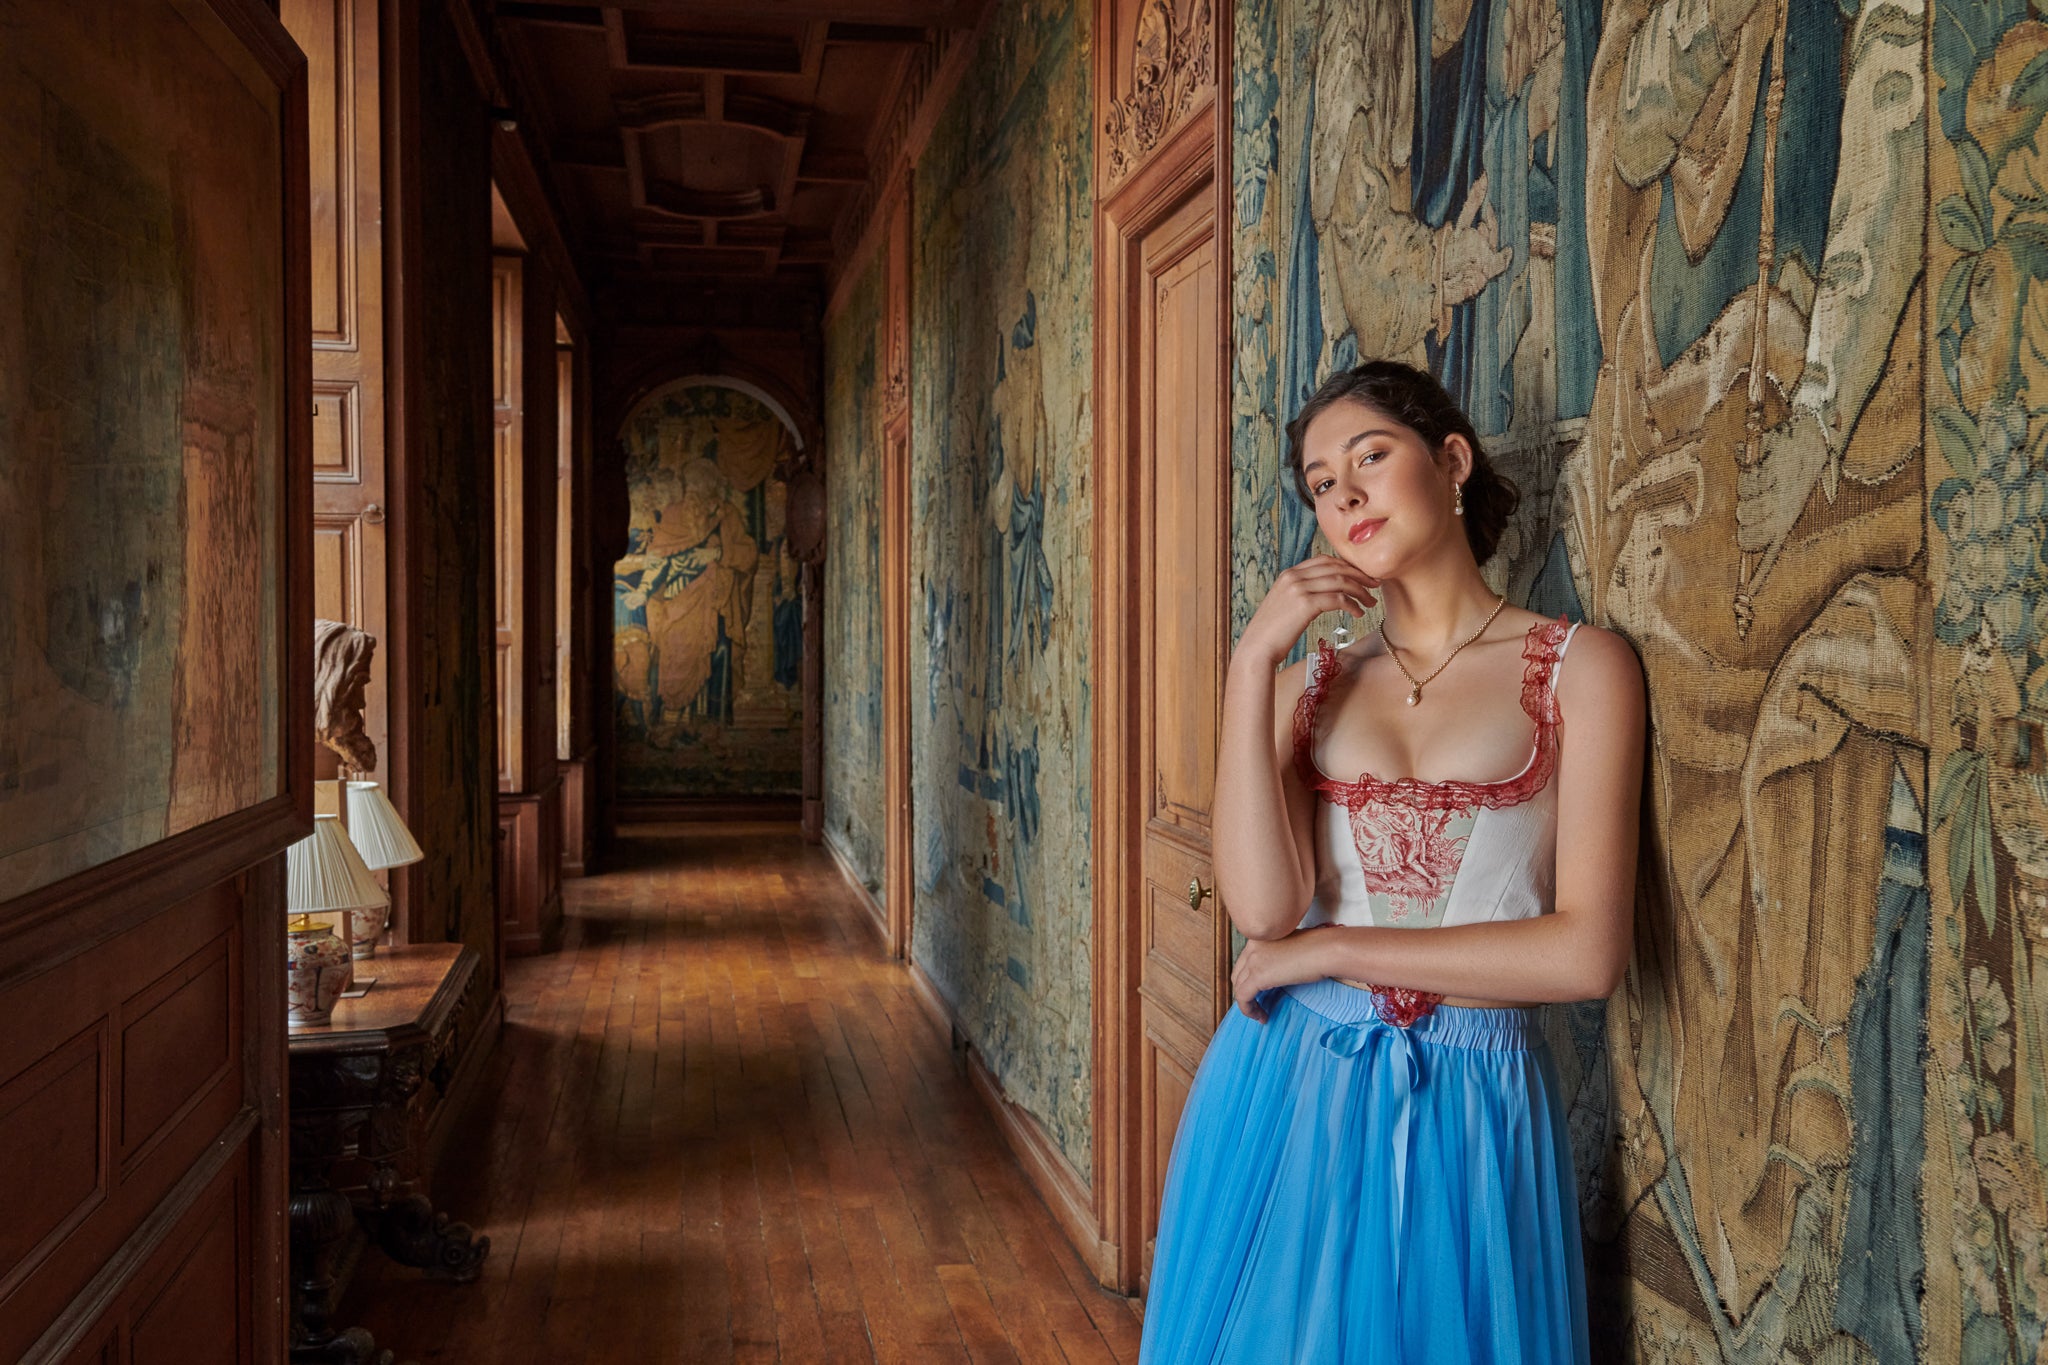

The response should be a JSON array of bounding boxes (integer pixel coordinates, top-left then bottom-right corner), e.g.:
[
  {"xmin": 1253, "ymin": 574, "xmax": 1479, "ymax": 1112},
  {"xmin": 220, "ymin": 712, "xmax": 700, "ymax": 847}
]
[
  {"xmin": 0, "ymin": 868, "xmax": 286, "ymax": 1365},
  {"xmin": 559, "ymin": 751, "xmax": 597, "ymax": 878},
  {"xmin": 498, "ymin": 783, "xmax": 564, "ymax": 958}
]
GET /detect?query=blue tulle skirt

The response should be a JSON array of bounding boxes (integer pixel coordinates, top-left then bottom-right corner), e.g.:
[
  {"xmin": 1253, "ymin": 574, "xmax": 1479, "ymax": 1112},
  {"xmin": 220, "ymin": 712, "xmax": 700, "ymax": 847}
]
[{"xmin": 1139, "ymin": 979, "xmax": 1589, "ymax": 1364}]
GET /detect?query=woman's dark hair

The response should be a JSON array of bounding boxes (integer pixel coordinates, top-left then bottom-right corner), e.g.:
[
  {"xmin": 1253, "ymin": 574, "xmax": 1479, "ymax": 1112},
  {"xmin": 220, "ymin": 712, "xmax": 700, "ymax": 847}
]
[{"xmin": 1284, "ymin": 360, "xmax": 1520, "ymax": 565}]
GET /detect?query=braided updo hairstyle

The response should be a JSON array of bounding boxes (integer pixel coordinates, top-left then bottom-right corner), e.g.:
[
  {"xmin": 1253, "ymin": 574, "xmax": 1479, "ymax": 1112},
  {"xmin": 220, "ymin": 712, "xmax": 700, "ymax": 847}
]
[{"xmin": 1284, "ymin": 360, "xmax": 1520, "ymax": 566}]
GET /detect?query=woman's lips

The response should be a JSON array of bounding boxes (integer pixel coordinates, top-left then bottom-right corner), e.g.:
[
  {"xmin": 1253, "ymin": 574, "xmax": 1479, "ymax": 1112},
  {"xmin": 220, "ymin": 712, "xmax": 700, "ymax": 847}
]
[{"xmin": 1348, "ymin": 517, "xmax": 1386, "ymax": 545}]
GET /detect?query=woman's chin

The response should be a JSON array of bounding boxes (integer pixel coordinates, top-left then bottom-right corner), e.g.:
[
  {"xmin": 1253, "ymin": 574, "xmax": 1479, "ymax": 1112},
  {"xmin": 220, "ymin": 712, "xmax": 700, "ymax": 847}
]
[{"xmin": 1333, "ymin": 540, "xmax": 1400, "ymax": 579}]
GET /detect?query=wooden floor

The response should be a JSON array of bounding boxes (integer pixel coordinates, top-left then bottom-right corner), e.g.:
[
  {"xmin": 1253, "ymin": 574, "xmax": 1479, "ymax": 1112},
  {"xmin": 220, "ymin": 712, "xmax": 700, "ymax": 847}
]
[{"xmin": 343, "ymin": 822, "xmax": 1142, "ymax": 1364}]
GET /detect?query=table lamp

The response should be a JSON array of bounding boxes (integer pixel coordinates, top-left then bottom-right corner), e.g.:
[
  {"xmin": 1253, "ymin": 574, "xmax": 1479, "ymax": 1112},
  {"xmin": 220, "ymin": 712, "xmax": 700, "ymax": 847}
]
[
  {"xmin": 285, "ymin": 813, "xmax": 388, "ymax": 1023},
  {"xmin": 341, "ymin": 780, "xmax": 423, "ymax": 959}
]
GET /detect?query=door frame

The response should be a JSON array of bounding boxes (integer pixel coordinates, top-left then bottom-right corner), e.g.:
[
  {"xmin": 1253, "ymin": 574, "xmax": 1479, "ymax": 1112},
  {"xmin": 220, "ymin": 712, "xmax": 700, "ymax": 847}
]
[
  {"xmin": 1090, "ymin": 94, "xmax": 1233, "ymax": 1293},
  {"xmin": 881, "ymin": 181, "xmax": 916, "ymax": 960},
  {"xmin": 882, "ymin": 407, "xmax": 914, "ymax": 957}
]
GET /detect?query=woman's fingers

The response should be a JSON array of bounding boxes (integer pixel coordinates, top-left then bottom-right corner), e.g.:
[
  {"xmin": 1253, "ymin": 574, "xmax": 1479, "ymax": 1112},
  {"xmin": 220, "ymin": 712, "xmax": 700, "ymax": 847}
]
[
  {"xmin": 1284, "ymin": 558, "xmax": 1380, "ymax": 600},
  {"xmin": 1285, "ymin": 576, "xmax": 1377, "ymax": 612},
  {"xmin": 1231, "ymin": 951, "xmax": 1269, "ymax": 1022}
]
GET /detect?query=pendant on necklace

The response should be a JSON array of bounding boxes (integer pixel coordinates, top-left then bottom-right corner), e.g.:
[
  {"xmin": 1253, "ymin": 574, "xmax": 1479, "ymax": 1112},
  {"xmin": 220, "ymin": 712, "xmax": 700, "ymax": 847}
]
[{"xmin": 1406, "ymin": 686, "xmax": 1421, "ymax": 706}]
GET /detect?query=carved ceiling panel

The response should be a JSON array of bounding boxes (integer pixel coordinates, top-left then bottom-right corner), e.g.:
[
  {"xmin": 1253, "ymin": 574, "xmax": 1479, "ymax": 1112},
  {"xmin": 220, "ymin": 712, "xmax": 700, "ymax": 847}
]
[{"xmin": 496, "ymin": 1, "xmax": 985, "ymax": 296}]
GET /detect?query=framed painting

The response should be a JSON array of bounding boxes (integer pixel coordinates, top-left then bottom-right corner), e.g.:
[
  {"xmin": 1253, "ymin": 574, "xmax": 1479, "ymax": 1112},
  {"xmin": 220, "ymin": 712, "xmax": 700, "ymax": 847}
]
[{"xmin": 0, "ymin": 0, "xmax": 311, "ymax": 965}]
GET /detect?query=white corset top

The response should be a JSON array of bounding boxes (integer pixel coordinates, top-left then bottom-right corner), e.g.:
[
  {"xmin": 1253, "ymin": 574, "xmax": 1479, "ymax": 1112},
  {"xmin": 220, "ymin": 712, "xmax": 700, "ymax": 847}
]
[{"xmin": 1292, "ymin": 618, "xmax": 1579, "ymax": 932}]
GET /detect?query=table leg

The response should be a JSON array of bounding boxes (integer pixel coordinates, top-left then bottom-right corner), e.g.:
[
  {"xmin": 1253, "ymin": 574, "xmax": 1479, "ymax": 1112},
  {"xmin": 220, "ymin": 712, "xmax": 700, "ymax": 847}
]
[
  {"xmin": 368, "ymin": 1191, "xmax": 490, "ymax": 1283},
  {"xmin": 289, "ymin": 1178, "xmax": 404, "ymax": 1365}
]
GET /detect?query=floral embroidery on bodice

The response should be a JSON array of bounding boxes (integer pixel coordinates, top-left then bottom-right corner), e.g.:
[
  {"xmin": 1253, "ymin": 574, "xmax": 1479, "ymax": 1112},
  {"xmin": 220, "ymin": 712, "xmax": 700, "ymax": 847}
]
[
  {"xmin": 1346, "ymin": 804, "xmax": 1475, "ymax": 924},
  {"xmin": 1289, "ymin": 617, "xmax": 1577, "ymax": 1025}
]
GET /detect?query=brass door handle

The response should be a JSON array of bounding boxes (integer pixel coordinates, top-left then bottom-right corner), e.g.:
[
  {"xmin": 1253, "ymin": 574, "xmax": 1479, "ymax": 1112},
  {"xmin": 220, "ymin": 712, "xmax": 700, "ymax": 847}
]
[{"xmin": 1187, "ymin": 877, "xmax": 1212, "ymax": 909}]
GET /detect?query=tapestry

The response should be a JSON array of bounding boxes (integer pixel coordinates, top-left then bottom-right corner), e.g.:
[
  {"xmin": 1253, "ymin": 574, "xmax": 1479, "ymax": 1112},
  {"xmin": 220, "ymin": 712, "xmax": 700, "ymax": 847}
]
[
  {"xmin": 613, "ymin": 381, "xmax": 804, "ymax": 798},
  {"xmin": 825, "ymin": 259, "xmax": 889, "ymax": 894},
  {"xmin": 1233, "ymin": 0, "xmax": 1968, "ymax": 1356},
  {"xmin": 911, "ymin": 0, "xmax": 1096, "ymax": 1172},
  {"xmin": 1927, "ymin": 4, "xmax": 2048, "ymax": 1359},
  {"xmin": 0, "ymin": 0, "xmax": 284, "ymax": 902}
]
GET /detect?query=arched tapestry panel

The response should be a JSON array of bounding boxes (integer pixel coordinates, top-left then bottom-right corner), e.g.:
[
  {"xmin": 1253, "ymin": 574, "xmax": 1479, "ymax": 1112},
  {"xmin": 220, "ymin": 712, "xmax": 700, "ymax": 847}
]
[{"xmin": 614, "ymin": 381, "xmax": 802, "ymax": 797}]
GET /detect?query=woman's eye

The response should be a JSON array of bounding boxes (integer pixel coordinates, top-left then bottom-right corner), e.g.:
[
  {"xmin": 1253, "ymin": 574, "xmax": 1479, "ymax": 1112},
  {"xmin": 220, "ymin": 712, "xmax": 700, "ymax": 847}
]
[
  {"xmin": 1358, "ymin": 449, "xmax": 1383, "ymax": 466},
  {"xmin": 1312, "ymin": 479, "xmax": 1334, "ymax": 496}
]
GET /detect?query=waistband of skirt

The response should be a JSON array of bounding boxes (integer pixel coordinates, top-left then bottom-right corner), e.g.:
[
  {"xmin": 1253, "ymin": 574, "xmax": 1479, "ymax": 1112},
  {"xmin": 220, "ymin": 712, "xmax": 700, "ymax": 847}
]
[{"xmin": 1280, "ymin": 978, "xmax": 1544, "ymax": 1050}]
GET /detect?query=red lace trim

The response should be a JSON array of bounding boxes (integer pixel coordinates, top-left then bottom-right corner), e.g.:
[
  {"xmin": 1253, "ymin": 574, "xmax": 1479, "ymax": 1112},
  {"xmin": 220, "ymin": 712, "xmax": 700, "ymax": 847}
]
[
  {"xmin": 1364, "ymin": 984, "xmax": 1440, "ymax": 1028},
  {"xmin": 1291, "ymin": 617, "xmax": 1571, "ymax": 812}
]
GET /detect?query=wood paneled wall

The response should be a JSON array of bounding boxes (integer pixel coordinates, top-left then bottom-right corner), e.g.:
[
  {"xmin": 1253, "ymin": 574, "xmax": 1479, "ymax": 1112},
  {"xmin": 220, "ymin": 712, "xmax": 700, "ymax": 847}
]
[
  {"xmin": 0, "ymin": 5, "xmax": 306, "ymax": 1356},
  {"xmin": 383, "ymin": 0, "xmax": 504, "ymax": 1000},
  {"xmin": 0, "ymin": 873, "xmax": 281, "ymax": 1363},
  {"xmin": 557, "ymin": 338, "xmax": 598, "ymax": 877}
]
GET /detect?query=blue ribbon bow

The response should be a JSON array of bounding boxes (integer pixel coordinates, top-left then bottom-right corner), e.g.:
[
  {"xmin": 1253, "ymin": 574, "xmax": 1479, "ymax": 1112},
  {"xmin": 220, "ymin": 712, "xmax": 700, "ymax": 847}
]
[{"xmin": 1318, "ymin": 1018, "xmax": 1427, "ymax": 1352}]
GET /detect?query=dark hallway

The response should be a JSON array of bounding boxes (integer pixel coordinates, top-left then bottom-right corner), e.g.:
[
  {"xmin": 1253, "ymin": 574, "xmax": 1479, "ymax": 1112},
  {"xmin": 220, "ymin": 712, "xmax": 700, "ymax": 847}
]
[{"xmin": 341, "ymin": 825, "xmax": 1140, "ymax": 1363}]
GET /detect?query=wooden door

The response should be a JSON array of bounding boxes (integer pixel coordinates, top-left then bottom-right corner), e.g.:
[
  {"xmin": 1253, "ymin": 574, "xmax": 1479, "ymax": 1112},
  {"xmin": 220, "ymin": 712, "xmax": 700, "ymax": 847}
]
[
  {"xmin": 556, "ymin": 340, "xmax": 575, "ymax": 767},
  {"xmin": 492, "ymin": 254, "xmax": 525, "ymax": 795},
  {"xmin": 288, "ymin": 0, "xmax": 388, "ymax": 787},
  {"xmin": 1097, "ymin": 102, "xmax": 1231, "ymax": 1294},
  {"xmin": 1132, "ymin": 152, "xmax": 1227, "ymax": 1293}
]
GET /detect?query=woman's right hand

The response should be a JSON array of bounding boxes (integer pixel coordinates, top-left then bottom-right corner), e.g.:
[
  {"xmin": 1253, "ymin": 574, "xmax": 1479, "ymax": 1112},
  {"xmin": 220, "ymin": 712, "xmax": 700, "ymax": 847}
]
[{"xmin": 1234, "ymin": 555, "xmax": 1378, "ymax": 672}]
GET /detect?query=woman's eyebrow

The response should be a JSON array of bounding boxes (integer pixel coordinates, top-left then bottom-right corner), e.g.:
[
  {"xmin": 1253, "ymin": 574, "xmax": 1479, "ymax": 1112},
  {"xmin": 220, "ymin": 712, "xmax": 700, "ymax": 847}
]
[
  {"xmin": 1303, "ymin": 428, "xmax": 1399, "ymax": 473},
  {"xmin": 1342, "ymin": 427, "xmax": 1399, "ymax": 451}
]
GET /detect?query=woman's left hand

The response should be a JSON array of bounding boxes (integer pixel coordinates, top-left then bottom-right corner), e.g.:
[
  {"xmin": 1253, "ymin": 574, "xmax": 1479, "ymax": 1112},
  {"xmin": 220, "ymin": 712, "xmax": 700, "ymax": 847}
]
[{"xmin": 1231, "ymin": 929, "xmax": 1331, "ymax": 1021}]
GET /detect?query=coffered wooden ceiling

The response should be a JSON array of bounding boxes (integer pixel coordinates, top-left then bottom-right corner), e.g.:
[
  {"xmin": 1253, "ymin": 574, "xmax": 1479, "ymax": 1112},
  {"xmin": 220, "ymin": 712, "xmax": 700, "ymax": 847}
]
[{"xmin": 497, "ymin": 2, "xmax": 982, "ymax": 294}]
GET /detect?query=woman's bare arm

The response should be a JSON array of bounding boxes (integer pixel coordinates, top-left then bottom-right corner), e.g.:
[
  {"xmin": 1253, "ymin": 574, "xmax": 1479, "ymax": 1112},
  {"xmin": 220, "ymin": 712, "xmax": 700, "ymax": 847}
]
[
  {"xmin": 1212, "ymin": 653, "xmax": 1320, "ymax": 941},
  {"xmin": 1230, "ymin": 625, "xmax": 1645, "ymax": 1006},
  {"xmin": 1213, "ymin": 556, "xmax": 1382, "ymax": 941}
]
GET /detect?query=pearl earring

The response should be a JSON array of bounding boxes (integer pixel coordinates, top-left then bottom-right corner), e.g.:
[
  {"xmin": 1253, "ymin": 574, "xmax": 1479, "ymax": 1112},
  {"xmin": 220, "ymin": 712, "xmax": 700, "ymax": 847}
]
[{"xmin": 1453, "ymin": 482, "xmax": 1465, "ymax": 516}]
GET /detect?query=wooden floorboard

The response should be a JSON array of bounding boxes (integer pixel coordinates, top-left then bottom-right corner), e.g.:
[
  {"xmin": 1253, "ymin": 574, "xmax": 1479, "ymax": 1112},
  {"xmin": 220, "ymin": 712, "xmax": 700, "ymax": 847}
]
[{"xmin": 341, "ymin": 822, "xmax": 1139, "ymax": 1363}]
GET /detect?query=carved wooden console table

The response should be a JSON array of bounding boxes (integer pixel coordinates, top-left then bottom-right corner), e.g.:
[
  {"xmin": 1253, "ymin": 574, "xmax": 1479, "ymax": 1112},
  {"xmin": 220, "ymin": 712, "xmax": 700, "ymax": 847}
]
[{"xmin": 287, "ymin": 943, "xmax": 490, "ymax": 1364}]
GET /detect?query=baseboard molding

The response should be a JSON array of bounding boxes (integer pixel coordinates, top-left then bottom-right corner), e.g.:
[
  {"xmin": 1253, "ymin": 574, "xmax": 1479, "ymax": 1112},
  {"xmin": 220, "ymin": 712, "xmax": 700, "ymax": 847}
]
[
  {"xmin": 503, "ymin": 889, "xmax": 563, "ymax": 958},
  {"xmin": 823, "ymin": 835, "xmax": 888, "ymax": 947},
  {"xmin": 903, "ymin": 961, "xmax": 1115, "ymax": 1283},
  {"xmin": 614, "ymin": 795, "xmax": 802, "ymax": 823}
]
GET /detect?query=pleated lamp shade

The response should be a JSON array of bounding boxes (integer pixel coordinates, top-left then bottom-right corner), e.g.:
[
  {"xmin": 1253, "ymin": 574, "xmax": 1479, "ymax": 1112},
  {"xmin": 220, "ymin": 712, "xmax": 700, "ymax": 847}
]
[
  {"xmin": 343, "ymin": 780, "xmax": 424, "ymax": 871},
  {"xmin": 287, "ymin": 814, "xmax": 389, "ymax": 913}
]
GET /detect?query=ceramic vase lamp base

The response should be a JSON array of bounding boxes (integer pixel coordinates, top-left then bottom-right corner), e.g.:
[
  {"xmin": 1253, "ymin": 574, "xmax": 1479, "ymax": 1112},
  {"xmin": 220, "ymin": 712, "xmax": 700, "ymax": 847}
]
[{"xmin": 287, "ymin": 917, "xmax": 352, "ymax": 1025}]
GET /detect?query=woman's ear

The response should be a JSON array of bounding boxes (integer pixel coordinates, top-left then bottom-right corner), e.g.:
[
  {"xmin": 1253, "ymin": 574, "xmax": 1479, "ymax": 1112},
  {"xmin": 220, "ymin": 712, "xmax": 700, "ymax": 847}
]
[{"xmin": 1438, "ymin": 433, "xmax": 1477, "ymax": 485}]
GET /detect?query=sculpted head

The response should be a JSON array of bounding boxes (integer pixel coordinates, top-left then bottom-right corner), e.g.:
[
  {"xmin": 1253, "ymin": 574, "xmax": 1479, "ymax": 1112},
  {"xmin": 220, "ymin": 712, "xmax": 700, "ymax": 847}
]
[{"xmin": 312, "ymin": 618, "xmax": 378, "ymax": 774}]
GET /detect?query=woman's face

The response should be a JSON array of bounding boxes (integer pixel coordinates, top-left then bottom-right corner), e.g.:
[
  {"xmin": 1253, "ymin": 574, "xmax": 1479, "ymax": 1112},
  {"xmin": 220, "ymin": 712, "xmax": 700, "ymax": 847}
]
[{"xmin": 1298, "ymin": 398, "xmax": 1470, "ymax": 578}]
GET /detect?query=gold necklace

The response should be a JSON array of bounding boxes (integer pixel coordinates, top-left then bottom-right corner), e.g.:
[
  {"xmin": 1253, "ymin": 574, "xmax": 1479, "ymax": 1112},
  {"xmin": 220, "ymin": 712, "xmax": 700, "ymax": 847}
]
[{"xmin": 1378, "ymin": 596, "xmax": 1508, "ymax": 705}]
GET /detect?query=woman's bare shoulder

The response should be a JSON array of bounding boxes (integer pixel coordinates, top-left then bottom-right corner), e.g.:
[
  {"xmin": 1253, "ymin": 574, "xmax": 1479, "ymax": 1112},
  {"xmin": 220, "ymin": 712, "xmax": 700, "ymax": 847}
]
[{"xmin": 1554, "ymin": 622, "xmax": 1644, "ymax": 707}]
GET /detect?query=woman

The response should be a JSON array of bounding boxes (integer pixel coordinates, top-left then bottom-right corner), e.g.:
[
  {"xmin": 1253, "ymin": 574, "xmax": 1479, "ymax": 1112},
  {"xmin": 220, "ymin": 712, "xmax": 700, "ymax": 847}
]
[{"xmin": 1139, "ymin": 361, "xmax": 1644, "ymax": 1363}]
